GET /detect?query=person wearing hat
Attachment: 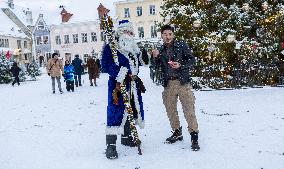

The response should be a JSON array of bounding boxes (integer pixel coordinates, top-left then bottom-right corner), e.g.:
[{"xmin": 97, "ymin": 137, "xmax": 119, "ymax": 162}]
[
  {"xmin": 101, "ymin": 20, "xmax": 149, "ymax": 159},
  {"xmin": 46, "ymin": 53, "xmax": 64, "ymax": 94}
]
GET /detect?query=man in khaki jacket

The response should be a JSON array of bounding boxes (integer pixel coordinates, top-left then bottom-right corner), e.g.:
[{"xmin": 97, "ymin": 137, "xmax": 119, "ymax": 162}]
[{"xmin": 46, "ymin": 53, "xmax": 64, "ymax": 94}]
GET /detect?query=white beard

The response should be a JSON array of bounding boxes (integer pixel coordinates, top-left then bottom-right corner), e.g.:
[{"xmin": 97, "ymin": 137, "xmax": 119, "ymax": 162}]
[{"xmin": 117, "ymin": 34, "xmax": 140, "ymax": 55}]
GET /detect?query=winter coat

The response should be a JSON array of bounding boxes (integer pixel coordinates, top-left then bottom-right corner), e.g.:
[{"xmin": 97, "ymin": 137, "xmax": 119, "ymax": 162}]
[
  {"xmin": 46, "ymin": 58, "xmax": 63, "ymax": 77},
  {"xmin": 86, "ymin": 58, "xmax": 100, "ymax": 79},
  {"xmin": 71, "ymin": 57, "xmax": 83, "ymax": 75},
  {"xmin": 95, "ymin": 58, "xmax": 101, "ymax": 70},
  {"xmin": 152, "ymin": 40, "xmax": 195, "ymax": 87},
  {"xmin": 101, "ymin": 44, "xmax": 147, "ymax": 134},
  {"xmin": 63, "ymin": 64, "xmax": 75, "ymax": 81},
  {"xmin": 10, "ymin": 65, "xmax": 21, "ymax": 77}
]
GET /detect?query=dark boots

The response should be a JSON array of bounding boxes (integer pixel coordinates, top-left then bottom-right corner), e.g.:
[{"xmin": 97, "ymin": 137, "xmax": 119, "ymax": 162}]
[
  {"xmin": 121, "ymin": 120, "xmax": 136, "ymax": 147},
  {"xmin": 190, "ymin": 131, "xmax": 200, "ymax": 151},
  {"xmin": 165, "ymin": 126, "xmax": 183, "ymax": 143},
  {"xmin": 105, "ymin": 135, "xmax": 118, "ymax": 159},
  {"xmin": 166, "ymin": 126, "xmax": 200, "ymax": 151}
]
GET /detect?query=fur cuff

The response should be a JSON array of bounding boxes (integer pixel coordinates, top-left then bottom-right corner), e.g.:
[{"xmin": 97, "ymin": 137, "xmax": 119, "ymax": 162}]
[
  {"xmin": 105, "ymin": 126, "xmax": 124, "ymax": 135},
  {"xmin": 116, "ymin": 66, "xmax": 128, "ymax": 83}
]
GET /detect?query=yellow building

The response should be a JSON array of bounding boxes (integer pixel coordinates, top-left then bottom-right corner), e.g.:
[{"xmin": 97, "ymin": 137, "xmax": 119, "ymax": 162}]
[{"xmin": 115, "ymin": 0, "xmax": 166, "ymax": 41}]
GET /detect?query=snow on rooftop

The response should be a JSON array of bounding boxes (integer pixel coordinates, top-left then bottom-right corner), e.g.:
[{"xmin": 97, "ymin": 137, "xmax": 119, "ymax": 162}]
[{"xmin": 0, "ymin": 1, "xmax": 29, "ymax": 38}]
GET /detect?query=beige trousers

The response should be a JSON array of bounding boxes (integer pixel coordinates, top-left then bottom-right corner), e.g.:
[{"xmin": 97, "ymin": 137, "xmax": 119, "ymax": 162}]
[{"xmin": 162, "ymin": 80, "xmax": 198, "ymax": 133}]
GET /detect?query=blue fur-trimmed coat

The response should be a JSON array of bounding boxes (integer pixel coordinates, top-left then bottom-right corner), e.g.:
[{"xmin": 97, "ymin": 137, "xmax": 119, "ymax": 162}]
[{"xmin": 101, "ymin": 44, "xmax": 146, "ymax": 135}]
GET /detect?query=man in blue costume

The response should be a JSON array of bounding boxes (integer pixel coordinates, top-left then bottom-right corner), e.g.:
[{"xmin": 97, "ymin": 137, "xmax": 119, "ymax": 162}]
[{"xmin": 101, "ymin": 20, "xmax": 148, "ymax": 159}]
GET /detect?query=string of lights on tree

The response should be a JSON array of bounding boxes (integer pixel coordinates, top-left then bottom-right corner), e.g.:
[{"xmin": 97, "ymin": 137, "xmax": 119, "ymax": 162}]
[{"xmin": 161, "ymin": 0, "xmax": 284, "ymax": 89}]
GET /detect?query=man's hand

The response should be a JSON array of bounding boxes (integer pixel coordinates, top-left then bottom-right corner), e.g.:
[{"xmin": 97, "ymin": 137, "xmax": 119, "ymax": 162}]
[
  {"xmin": 168, "ymin": 61, "xmax": 181, "ymax": 69},
  {"xmin": 151, "ymin": 48, "xmax": 159, "ymax": 58}
]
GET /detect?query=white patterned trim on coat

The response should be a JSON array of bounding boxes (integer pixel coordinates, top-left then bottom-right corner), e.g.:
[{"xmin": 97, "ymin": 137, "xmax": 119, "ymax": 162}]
[
  {"xmin": 115, "ymin": 66, "xmax": 128, "ymax": 83},
  {"xmin": 105, "ymin": 111, "xmax": 128, "ymax": 135}
]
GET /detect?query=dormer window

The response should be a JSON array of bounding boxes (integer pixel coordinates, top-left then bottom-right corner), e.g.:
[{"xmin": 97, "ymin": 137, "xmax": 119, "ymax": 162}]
[{"xmin": 38, "ymin": 21, "xmax": 44, "ymax": 30}]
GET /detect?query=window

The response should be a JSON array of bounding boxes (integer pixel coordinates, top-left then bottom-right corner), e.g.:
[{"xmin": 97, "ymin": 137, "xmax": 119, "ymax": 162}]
[
  {"xmin": 54, "ymin": 50, "xmax": 60, "ymax": 56},
  {"xmin": 138, "ymin": 27, "xmax": 144, "ymax": 38},
  {"xmin": 83, "ymin": 54, "xmax": 88, "ymax": 63},
  {"xmin": 73, "ymin": 34, "xmax": 78, "ymax": 43},
  {"xmin": 82, "ymin": 33, "xmax": 88, "ymax": 43},
  {"xmin": 0, "ymin": 39, "xmax": 4, "ymax": 47},
  {"xmin": 91, "ymin": 32, "xmax": 97, "ymax": 42},
  {"xmin": 124, "ymin": 8, "xmax": 130, "ymax": 18},
  {"xmin": 55, "ymin": 35, "xmax": 61, "ymax": 45},
  {"xmin": 38, "ymin": 21, "xmax": 44, "ymax": 29},
  {"xmin": 151, "ymin": 25, "xmax": 157, "ymax": 38},
  {"xmin": 46, "ymin": 52, "xmax": 51, "ymax": 58},
  {"xmin": 137, "ymin": 6, "xmax": 142, "ymax": 16},
  {"xmin": 4, "ymin": 39, "xmax": 9, "ymax": 47},
  {"xmin": 100, "ymin": 32, "xmax": 106, "ymax": 41},
  {"xmin": 24, "ymin": 54, "xmax": 28, "ymax": 60},
  {"xmin": 43, "ymin": 36, "xmax": 49, "ymax": 44},
  {"xmin": 36, "ymin": 37, "xmax": 42, "ymax": 45},
  {"xmin": 17, "ymin": 40, "xmax": 21, "ymax": 48},
  {"xmin": 150, "ymin": 5, "xmax": 156, "ymax": 15},
  {"xmin": 24, "ymin": 41, "xmax": 27, "ymax": 48},
  {"xmin": 64, "ymin": 35, "xmax": 70, "ymax": 44}
]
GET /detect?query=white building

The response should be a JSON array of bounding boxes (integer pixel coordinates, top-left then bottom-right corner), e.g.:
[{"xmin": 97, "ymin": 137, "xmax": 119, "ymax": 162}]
[
  {"xmin": 50, "ymin": 21, "xmax": 104, "ymax": 63},
  {"xmin": 0, "ymin": 0, "xmax": 33, "ymax": 64},
  {"xmin": 49, "ymin": 7, "xmax": 104, "ymax": 63}
]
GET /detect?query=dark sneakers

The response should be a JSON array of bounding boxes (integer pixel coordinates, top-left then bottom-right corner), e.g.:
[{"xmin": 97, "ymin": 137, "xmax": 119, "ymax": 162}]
[
  {"xmin": 190, "ymin": 131, "xmax": 200, "ymax": 151},
  {"xmin": 166, "ymin": 127, "xmax": 200, "ymax": 151},
  {"xmin": 165, "ymin": 126, "xmax": 183, "ymax": 144}
]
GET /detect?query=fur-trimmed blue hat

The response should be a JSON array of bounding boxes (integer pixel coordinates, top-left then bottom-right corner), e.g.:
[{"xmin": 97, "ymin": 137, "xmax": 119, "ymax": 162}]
[{"xmin": 115, "ymin": 20, "xmax": 134, "ymax": 37}]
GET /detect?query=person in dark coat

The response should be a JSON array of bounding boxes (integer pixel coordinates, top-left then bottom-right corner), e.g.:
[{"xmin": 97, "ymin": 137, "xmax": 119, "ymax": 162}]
[
  {"xmin": 71, "ymin": 54, "xmax": 83, "ymax": 87},
  {"xmin": 151, "ymin": 25, "xmax": 200, "ymax": 151},
  {"xmin": 95, "ymin": 57, "xmax": 101, "ymax": 72},
  {"xmin": 10, "ymin": 62, "xmax": 21, "ymax": 86},
  {"xmin": 86, "ymin": 56, "xmax": 100, "ymax": 86}
]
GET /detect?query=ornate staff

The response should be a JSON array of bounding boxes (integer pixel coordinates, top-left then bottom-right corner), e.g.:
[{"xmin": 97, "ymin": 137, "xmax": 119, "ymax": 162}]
[{"xmin": 97, "ymin": 4, "xmax": 142, "ymax": 155}]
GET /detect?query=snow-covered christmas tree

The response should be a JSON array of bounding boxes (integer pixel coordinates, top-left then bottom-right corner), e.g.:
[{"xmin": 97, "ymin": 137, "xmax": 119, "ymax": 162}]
[
  {"xmin": 161, "ymin": 0, "xmax": 284, "ymax": 89},
  {"xmin": 27, "ymin": 60, "xmax": 41, "ymax": 80},
  {"xmin": 18, "ymin": 64, "xmax": 27, "ymax": 82},
  {"xmin": 0, "ymin": 54, "xmax": 12, "ymax": 84}
]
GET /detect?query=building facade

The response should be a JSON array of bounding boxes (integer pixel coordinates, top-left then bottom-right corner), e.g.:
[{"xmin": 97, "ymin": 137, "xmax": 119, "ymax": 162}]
[
  {"xmin": 0, "ymin": 35, "xmax": 31, "ymax": 63},
  {"xmin": 50, "ymin": 21, "xmax": 104, "ymax": 63},
  {"xmin": 32, "ymin": 14, "xmax": 51, "ymax": 66},
  {"xmin": 115, "ymin": 0, "xmax": 166, "ymax": 42},
  {"xmin": 0, "ymin": 0, "xmax": 33, "ymax": 65}
]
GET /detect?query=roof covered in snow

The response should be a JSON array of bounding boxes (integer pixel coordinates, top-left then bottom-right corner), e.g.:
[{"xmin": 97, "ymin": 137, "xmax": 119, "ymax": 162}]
[{"xmin": 0, "ymin": 1, "xmax": 29, "ymax": 38}]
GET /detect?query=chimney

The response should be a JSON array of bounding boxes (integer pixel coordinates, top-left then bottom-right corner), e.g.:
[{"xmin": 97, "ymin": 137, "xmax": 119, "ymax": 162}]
[
  {"xmin": 26, "ymin": 10, "xmax": 33, "ymax": 26},
  {"xmin": 8, "ymin": 0, "xmax": 14, "ymax": 9},
  {"xmin": 60, "ymin": 8, "xmax": 73, "ymax": 23}
]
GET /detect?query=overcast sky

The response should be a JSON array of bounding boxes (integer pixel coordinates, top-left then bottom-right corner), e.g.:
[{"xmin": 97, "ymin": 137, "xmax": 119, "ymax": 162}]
[{"xmin": 14, "ymin": 0, "xmax": 120, "ymax": 24}]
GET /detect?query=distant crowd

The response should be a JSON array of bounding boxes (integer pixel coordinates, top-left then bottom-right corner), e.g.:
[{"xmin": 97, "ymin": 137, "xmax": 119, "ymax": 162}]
[{"xmin": 46, "ymin": 53, "xmax": 100, "ymax": 94}]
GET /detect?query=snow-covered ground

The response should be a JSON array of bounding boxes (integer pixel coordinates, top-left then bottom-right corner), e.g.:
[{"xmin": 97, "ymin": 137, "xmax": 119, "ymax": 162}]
[{"xmin": 0, "ymin": 67, "xmax": 283, "ymax": 169}]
